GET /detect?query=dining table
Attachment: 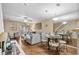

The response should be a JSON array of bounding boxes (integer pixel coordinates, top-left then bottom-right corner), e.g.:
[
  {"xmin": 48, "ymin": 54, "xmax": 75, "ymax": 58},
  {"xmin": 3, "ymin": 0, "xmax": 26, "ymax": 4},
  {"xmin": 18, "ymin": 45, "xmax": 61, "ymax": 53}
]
[{"xmin": 47, "ymin": 34, "xmax": 67, "ymax": 54}]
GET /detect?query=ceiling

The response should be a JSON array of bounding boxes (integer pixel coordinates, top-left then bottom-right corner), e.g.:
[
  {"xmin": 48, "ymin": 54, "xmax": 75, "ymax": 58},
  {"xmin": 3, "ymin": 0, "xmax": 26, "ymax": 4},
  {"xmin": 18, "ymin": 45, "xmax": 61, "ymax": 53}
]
[{"xmin": 2, "ymin": 3, "xmax": 79, "ymax": 22}]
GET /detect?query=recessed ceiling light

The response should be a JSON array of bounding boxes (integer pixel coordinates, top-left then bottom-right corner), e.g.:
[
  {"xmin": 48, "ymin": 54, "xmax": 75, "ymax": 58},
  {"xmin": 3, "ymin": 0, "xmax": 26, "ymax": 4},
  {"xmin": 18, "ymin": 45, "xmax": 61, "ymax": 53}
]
[
  {"xmin": 24, "ymin": 3, "xmax": 29, "ymax": 6},
  {"xmin": 56, "ymin": 3, "xmax": 60, "ymax": 6},
  {"xmin": 24, "ymin": 20, "xmax": 28, "ymax": 22},
  {"xmin": 53, "ymin": 18, "xmax": 58, "ymax": 21},
  {"xmin": 45, "ymin": 9, "xmax": 48, "ymax": 13},
  {"xmin": 62, "ymin": 22, "xmax": 67, "ymax": 24}
]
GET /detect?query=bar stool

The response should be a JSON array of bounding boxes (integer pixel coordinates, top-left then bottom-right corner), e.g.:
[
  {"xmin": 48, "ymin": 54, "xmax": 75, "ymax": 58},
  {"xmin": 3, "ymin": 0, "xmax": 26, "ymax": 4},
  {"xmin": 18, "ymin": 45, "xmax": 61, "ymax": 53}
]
[{"xmin": 0, "ymin": 32, "xmax": 8, "ymax": 55}]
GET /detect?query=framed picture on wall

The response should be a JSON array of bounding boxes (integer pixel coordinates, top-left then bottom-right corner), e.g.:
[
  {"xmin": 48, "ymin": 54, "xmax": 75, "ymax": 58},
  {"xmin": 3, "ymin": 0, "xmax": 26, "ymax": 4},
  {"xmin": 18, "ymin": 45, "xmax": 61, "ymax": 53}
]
[{"xmin": 35, "ymin": 23, "xmax": 42, "ymax": 30}]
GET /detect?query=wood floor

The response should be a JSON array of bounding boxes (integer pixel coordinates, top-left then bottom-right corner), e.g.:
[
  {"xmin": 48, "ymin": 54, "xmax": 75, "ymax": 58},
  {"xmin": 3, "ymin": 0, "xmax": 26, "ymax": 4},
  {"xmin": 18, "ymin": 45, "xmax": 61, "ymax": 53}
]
[
  {"xmin": 18, "ymin": 40, "xmax": 77, "ymax": 55},
  {"xmin": 67, "ymin": 39, "xmax": 77, "ymax": 47}
]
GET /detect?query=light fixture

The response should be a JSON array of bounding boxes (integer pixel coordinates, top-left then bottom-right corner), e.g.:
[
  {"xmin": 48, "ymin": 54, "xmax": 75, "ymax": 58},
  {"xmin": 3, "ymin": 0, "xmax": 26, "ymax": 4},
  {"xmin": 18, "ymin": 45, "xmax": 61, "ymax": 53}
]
[
  {"xmin": 53, "ymin": 18, "xmax": 58, "ymax": 21},
  {"xmin": 62, "ymin": 22, "xmax": 67, "ymax": 24},
  {"xmin": 44, "ymin": 8, "xmax": 48, "ymax": 14},
  {"xmin": 56, "ymin": 3, "xmax": 60, "ymax": 6},
  {"xmin": 24, "ymin": 20, "xmax": 28, "ymax": 22},
  {"xmin": 24, "ymin": 3, "xmax": 29, "ymax": 6},
  {"xmin": 45, "ymin": 9, "xmax": 48, "ymax": 13}
]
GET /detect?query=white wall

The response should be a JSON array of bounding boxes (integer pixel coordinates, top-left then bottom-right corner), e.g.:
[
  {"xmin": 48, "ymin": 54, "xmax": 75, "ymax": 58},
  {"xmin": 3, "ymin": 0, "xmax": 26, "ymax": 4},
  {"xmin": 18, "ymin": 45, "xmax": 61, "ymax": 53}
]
[
  {"xmin": 42, "ymin": 20, "xmax": 53, "ymax": 33},
  {"xmin": 57, "ymin": 20, "xmax": 79, "ymax": 32},
  {"xmin": 0, "ymin": 4, "xmax": 4, "ymax": 32}
]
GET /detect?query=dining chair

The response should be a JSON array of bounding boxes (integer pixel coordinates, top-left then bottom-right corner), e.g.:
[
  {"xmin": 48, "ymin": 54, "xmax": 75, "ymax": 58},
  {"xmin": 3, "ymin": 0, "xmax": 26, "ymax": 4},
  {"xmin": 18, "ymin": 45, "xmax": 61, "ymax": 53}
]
[
  {"xmin": 48, "ymin": 37, "xmax": 60, "ymax": 54},
  {"xmin": 58, "ymin": 40, "xmax": 67, "ymax": 54},
  {"xmin": 41, "ymin": 32, "xmax": 50, "ymax": 42}
]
